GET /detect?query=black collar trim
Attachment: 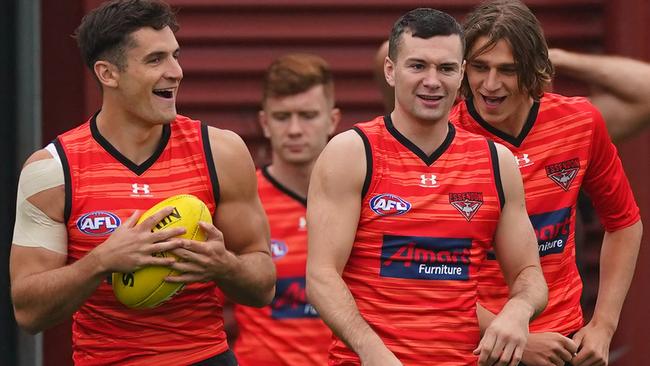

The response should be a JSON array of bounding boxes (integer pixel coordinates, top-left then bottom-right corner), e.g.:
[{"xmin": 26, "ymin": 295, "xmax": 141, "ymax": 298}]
[
  {"xmin": 261, "ymin": 165, "xmax": 307, "ymax": 207},
  {"xmin": 384, "ymin": 114, "xmax": 455, "ymax": 166},
  {"xmin": 90, "ymin": 111, "xmax": 171, "ymax": 176},
  {"xmin": 465, "ymin": 97, "xmax": 539, "ymax": 147}
]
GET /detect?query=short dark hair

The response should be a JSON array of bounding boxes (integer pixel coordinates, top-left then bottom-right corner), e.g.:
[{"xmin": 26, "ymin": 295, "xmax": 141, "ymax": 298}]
[
  {"xmin": 262, "ymin": 53, "xmax": 335, "ymax": 107},
  {"xmin": 462, "ymin": 0, "xmax": 553, "ymax": 98},
  {"xmin": 74, "ymin": 0, "xmax": 179, "ymax": 71},
  {"xmin": 388, "ymin": 8, "xmax": 464, "ymax": 61}
]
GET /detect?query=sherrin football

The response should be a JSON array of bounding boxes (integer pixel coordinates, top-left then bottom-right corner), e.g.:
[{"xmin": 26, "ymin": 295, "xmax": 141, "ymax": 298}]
[{"xmin": 112, "ymin": 194, "xmax": 212, "ymax": 309}]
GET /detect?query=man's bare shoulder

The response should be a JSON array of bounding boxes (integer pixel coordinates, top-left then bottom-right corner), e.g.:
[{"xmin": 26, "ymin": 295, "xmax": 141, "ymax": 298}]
[
  {"xmin": 24, "ymin": 148, "xmax": 56, "ymax": 167},
  {"xmin": 20, "ymin": 148, "xmax": 65, "ymax": 222}
]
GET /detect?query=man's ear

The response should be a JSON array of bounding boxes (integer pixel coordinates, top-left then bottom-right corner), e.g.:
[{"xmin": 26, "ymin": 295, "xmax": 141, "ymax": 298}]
[
  {"xmin": 94, "ymin": 60, "xmax": 120, "ymax": 88},
  {"xmin": 258, "ymin": 109, "xmax": 271, "ymax": 139},
  {"xmin": 384, "ymin": 56, "xmax": 396, "ymax": 88},
  {"xmin": 328, "ymin": 107, "xmax": 342, "ymax": 136}
]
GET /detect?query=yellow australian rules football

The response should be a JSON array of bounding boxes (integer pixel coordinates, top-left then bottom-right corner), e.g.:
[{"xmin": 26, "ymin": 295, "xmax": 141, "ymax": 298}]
[{"xmin": 112, "ymin": 194, "xmax": 212, "ymax": 309}]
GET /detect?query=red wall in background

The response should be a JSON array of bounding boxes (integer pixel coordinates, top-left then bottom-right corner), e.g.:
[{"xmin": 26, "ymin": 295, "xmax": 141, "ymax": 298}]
[
  {"xmin": 603, "ymin": 0, "xmax": 650, "ymax": 364},
  {"xmin": 40, "ymin": 1, "xmax": 647, "ymax": 365}
]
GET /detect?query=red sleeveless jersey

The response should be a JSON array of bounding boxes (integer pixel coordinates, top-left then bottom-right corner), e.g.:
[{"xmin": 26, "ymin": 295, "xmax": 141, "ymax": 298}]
[
  {"xmin": 329, "ymin": 116, "xmax": 503, "ymax": 365},
  {"xmin": 55, "ymin": 114, "xmax": 227, "ymax": 366},
  {"xmin": 450, "ymin": 93, "xmax": 640, "ymax": 335},
  {"xmin": 233, "ymin": 167, "xmax": 330, "ymax": 365}
]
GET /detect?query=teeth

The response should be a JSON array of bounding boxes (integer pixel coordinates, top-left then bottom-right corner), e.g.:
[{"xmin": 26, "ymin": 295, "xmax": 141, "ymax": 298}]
[
  {"xmin": 483, "ymin": 96, "xmax": 505, "ymax": 105},
  {"xmin": 153, "ymin": 89, "xmax": 174, "ymax": 99}
]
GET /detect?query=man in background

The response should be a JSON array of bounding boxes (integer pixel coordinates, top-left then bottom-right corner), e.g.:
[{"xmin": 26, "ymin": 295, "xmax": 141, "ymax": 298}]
[{"xmin": 231, "ymin": 53, "xmax": 340, "ymax": 365}]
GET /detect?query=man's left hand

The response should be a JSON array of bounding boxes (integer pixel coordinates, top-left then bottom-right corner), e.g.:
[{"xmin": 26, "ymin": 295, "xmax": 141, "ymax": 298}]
[{"xmin": 571, "ymin": 322, "xmax": 614, "ymax": 366}]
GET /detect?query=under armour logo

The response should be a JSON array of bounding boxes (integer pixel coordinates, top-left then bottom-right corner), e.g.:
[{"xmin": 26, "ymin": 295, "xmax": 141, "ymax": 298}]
[
  {"xmin": 419, "ymin": 174, "xmax": 439, "ymax": 188},
  {"xmin": 131, "ymin": 183, "xmax": 150, "ymax": 195},
  {"xmin": 298, "ymin": 216, "xmax": 306, "ymax": 231},
  {"xmin": 515, "ymin": 154, "xmax": 533, "ymax": 168}
]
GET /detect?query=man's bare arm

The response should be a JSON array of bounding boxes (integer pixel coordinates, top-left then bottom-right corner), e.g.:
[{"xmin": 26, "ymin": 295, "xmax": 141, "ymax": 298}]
[
  {"xmin": 306, "ymin": 131, "xmax": 401, "ymax": 365},
  {"xmin": 549, "ymin": 49, "xmax": 650, "ymax": 142},
  {"xmin": 204, "ymin": 127, "xmax": 275, "ymax": 307},
  {"xmin": 571, "ymin": 220, "xmax": 642, "ymax": 366},
  {"xmin": 476, "ymin": 143, "xmax": 548, "ymax": 366}
]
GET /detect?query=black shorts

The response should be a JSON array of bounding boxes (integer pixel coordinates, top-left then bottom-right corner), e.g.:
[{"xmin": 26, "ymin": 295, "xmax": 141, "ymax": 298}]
[{"xmin": 191, "ymin": 349, "xmax": 238, "ymax": 366}]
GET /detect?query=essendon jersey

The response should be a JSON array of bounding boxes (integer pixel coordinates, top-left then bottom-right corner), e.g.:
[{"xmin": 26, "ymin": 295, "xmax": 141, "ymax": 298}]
[
  {"xmin": 55, "ymin": 114, "xmax": 227, "ymax": 366},
  {"xmin": 235, "ymin": 168, "xmax": 332, "ymax": 366},
  {"xmin": 233, "ymin": 167, "xmax": 330, "ymax": 365},
  {"xmin": 329, "ymin": 116, "xmax": 503, "ymax": 365},
  {"xmin": 451, "ymin": 93, "xmax": 640, "ymax": 335}
]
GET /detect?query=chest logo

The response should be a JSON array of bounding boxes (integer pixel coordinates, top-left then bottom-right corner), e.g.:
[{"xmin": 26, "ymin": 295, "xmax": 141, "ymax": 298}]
[
  {"xmin": 449, "ymin": 192, "xmax": 484, "ymax": 222},
  {"xmin": 419, "ymin": 174, "xmax": 439, "ymax": 188},
  {"xmin": 515, "ymin": 153, "xmax": 533, "ymax": 168},
  {"xmin": 369, "ymin": 194, "xmax": 412, "ymax": 216},
  {"xmin": 131, "ymin": 183, "xmax": 152, "ymax": 197},
  {"xmin": 545, "ymin": 158, "xmax": 580, "ymax": 191},
  {"xmin": 270, "ymin": 239, "xmax": 288, "ymax": 260},
  {"xmin": 76, "ymin": 211, "xmax": 121, "ymax": 236}
]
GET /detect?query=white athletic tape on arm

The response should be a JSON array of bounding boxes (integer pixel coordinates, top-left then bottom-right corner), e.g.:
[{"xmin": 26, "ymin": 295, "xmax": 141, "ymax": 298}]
[{"xmin": 12, "ymin": 154, "xmax": 68, "ymax": 254}]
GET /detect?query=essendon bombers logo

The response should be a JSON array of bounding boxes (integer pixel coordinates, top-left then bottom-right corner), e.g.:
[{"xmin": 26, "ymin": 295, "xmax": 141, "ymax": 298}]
[
  {"xmin": 449, "ymin": 192, "xmax": 483, "ymax": 222},
  {"xmin": 545, "ymin": 158, "xmax": 580, "ymax": 191}
]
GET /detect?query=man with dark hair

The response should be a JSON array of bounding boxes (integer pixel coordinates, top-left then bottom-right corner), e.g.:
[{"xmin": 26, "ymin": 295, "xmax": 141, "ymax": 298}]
[
  {"xmin": 231, "ymin": 53, "xmax": 340, "ymax": 365},
  {"xmin": 9, "ymin": 0, "xmax": 275, "ymax": 365},
  {"xmin": 307, "ymin": 8, "xmax": 547, "ymax": 365},
  {"xmin": 451, "ymin": 1, "xmax": 642, "ymax": 365}
]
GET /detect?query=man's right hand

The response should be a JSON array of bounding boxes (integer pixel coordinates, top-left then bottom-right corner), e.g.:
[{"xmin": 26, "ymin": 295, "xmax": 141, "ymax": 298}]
[
  {"xmin": 90, "ymin": 207, "xmax": 186, "ymax": 274},
  {"xmin": 521, "ymin": 332, "xmax": 577, "ymax": 366}
]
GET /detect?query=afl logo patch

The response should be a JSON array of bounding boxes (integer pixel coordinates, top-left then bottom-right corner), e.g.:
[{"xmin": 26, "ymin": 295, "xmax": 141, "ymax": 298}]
[
  {"xmin": 76, "ymin": 211, "xmax": 121, "ymax": 236},
  {"xmin": 369, "ymin": 194, "xmax": 412, "ymax": 216},
  {"xmin": 270, "ymin": 239, "xmax": 288, "ymax": 260}
]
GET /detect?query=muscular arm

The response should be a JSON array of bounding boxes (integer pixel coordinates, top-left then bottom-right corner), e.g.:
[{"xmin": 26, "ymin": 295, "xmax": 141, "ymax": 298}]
[
  {"xmin": 549, "ymin": 49, "xmax": 650, "ymax": 142},
  {"xmin": 11, "ymin": 150, "xmax": 182, "ymax": 333},
  {"xmin": 476, "ymin": 143, "xmax": 548, "ymax": 365},
  {"xmin": 306, "ymin": 131, "xmax": 401, "ymax": 365},
  {"xmin": 207, "ymin": 127, "xmax": 275, "ymax": 307}
]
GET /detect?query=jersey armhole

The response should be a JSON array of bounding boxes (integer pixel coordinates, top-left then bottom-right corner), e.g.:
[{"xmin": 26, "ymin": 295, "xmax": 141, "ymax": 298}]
[
  {"xmin": 201, "ymin": 123, "xmax": 221, "ymax": 208},
  {"xmin": 352, "ymin": 127, "xmax": 373, "ymax": 200},
  {"xmin": 52, "ymin": 138, "xmax": 72, "ymax": 224},
  {"xmin": 487, "ymin": 140, "xmax": 505, "ymax": 210}
]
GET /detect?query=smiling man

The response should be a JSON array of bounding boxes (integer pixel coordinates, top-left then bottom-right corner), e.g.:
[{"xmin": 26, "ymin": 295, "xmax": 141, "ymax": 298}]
[
  {"xmin": 451, "ymin": 1, "xmax": 642, "ymax": 366},
  {"xmin": 307, "ymin": 8, "xmax": 547, "ymax": 366},
  {"xmin": 9, "ymin": 1, "xmax": 275, "ymax": 365}
]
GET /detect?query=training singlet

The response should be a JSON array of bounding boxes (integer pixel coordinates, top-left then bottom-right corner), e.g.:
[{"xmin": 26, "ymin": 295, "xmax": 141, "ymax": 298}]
[
  {"xmin": 55, "ymin": 114, "xmax": 227, "ymax": 366},
  {"xmin": 450, "ymin": 93, "xmax": 640, "ymax": 335},
  {"xmin": 329, "ymin": 115, "xmax": 503, "ymax": 365},
  {"xmin": 233, "ymin": 167, "xmax": 331, "ymax": 366}
]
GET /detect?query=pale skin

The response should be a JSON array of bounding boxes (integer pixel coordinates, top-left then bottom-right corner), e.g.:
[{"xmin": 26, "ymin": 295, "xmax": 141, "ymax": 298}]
[
  {"xmin": 307, "ymin": 32, "xmax": 546, "ymax": 366},
  {"xmin": 224, "ymin": 82, "xmax": 340, "ymax": 341},
  {"xmin": 10, "ymin": 26, "xmax": 274, "ymax": 334},
  {"xmin": 468, "ymin": 39, "xmax": 643, "ymax": 366},
  {"xmin": 549, "ymin": 48, "xmax": 650, "ymax": 143},
  {"xmin": 258, "ymin": 84, "xmax": 340, "ymax": 197}
]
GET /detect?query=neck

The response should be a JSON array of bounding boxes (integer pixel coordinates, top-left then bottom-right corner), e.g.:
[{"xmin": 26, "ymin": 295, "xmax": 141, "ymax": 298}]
[
  {"xmin": 495, "ymin": 97, "xmax": 534, "ymax": 137},
  {"xmin": 266, "ymin": 159, "xmax": 315, "ymax": 199},
  {"xmin": 95, "ymin": 107, "xmax": 165, "ymax": 165},
  {"xmin": 390, "ymin": 109, "xmax": 449, "ymax": 156}
]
